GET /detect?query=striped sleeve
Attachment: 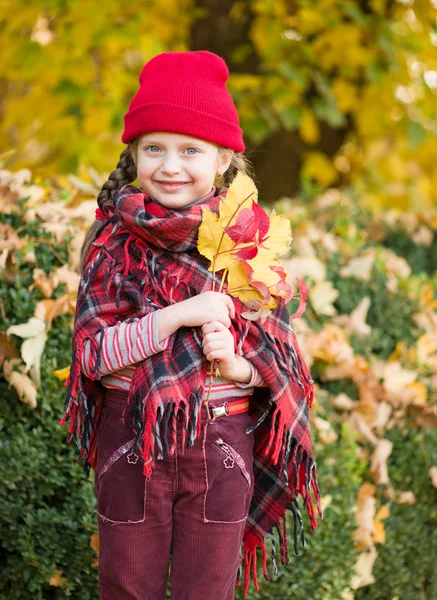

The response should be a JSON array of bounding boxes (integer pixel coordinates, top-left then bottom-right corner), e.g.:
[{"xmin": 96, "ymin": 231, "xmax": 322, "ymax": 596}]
[
  {"xmin": 79, "ymin": 309, "xmax": 169, "ymax": 378},
  {"xmin": 233, "ymin": 360, "xmax": 267, "ymax": 388}
]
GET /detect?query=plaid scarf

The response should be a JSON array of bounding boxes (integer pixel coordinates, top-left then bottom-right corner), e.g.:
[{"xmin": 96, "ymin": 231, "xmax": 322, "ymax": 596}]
[{"xmin": 60, "ymin": 184, "xmax": 323, "ymax": 596}]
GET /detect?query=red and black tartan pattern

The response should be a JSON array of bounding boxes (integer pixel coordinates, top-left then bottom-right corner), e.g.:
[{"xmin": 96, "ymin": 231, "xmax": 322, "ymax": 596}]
[{"xmin": 60, "ymin": 184, "xmax": 323, "ymax": 596}]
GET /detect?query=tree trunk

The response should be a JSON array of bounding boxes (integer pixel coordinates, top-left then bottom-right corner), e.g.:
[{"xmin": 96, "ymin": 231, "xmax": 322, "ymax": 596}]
[{"xmin": 190, "ymin": 0, "xmax": 349, "ymax": 203}]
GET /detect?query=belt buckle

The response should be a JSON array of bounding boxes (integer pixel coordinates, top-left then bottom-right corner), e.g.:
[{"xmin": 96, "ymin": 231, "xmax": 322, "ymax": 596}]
[{"xmin": 211, "ymin": 402, "xmax": 229, "ymax": 419}]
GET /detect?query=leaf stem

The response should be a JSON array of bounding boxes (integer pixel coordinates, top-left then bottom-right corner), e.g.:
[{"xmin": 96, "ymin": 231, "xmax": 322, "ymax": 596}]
[{"xmin": 206, "ymin": 191, "xmax": 254, "ymax": 413}]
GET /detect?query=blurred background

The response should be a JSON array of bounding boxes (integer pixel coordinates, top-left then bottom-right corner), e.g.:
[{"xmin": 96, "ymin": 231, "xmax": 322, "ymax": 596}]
[{"xmin": 0, "ymin": 1, "xmax": 436, "ymax": 598}]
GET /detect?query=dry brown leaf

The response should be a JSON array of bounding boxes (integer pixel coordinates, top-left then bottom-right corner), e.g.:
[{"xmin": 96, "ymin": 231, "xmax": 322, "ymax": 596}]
[
  {"xmin": 90, "ymin": 532, "xmax": 99, "ymax": 568},
  {"xmin": 332, "ymin": 392, "xmax": 356, "ymax": 411},
  {"xmin": 0, "ymin": 331, "xmax": 20, "ymax": 370},
  {"xmin": 339, "ymin": 254, "xmax": 375, "ymax": 281},
  {"xmin": 380, "ymin": 361, "xmax": 417, "ymax": 395},
  {"xmin": 31, "ymin": 268, "xmax": 55, "ymax": 298},
  {"xmin": 306, "ymin": 324, "xmax": 355, "ymax": 367},
  {"xmin": 373, "ymin": 504, "xmax": 390, "ymax": 544},
  {"xmin": 0, "ymin": 184, "xmax": 21, "ymax": 214},
  {"xmin": 7, "ymin": 369, "xmax": 38, "ymax": 408},
  {"xmin": 35, "ymin": 292, "xmax": 76, "ymax": 329},
  {"xmin": 370, "ymin": 402, "xmax": 392, "ymax": 436},
  {"xmin": 49, "ymin": 569, "xmax": 68, "ymax": 587},
  {"xmin": 350, "ymin": 549, "xmax": 378, "ymax": 589},
  {"xmin": 429, "ymin": 466, "xmax": 437, "ymax": 488},
  {"xmin": 0, "ymin": 222, "xmax": 24, "ymax": 252},
  {"xmin": 6, "ymin": 317, "xmax": 47, "ymax": 386},
  {"xmin": 354, "ymin": 482, "xmax": 376, "ymax": 551},
  {"xmin": 370, "ymin": 439, "xmax": 393, "ymax": 486},
  {"xmin": 416, "ymin": 403, "xmax": 437, "ymax": 429},
  {"xmin": 381, "ymin": 249, "xmax": 412, "ymax": 279},
  {"xmin": 309, "ymin": 280, "xmax": 339, "ymax": 316},
  {"xmin": 53, "ymin": 265, "xmax": 81, "ymax": 292},
  {"xmin": 350, "ymin": 297, "xmax": 372, "ymax": 336},
  {"xmin": 313, "ymin": 416, "xmax": 339, "ymax": 444},
  {"xmin": 281, "ymin": 255, "xmax": 326, "ymax": 282},
  {"xmin": 412, "ymin": 310, "xmax": 437, "ymax": 344},
  {"xmin": 348, "ymin": 413, "xmax": 379, "ymax": 445},
  {"xmin": 396, "ymin": 491, "xmax": 416, "ymax": 504},
  {"xmin": 417, "ymin": 333, "xmax": 437, "ymax": 366}
]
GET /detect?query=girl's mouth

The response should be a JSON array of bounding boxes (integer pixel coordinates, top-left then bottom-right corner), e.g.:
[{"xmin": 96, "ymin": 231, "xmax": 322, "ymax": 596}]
[{"xmin": 156, "ymin": 181, "xmax": 191, "ymax": 192}]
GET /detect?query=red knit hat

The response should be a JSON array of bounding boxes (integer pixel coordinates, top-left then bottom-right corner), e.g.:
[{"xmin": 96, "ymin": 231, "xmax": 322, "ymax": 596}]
[{"xmin": 121, "ymin": 51, "xmax": 245, "ymax": 152}]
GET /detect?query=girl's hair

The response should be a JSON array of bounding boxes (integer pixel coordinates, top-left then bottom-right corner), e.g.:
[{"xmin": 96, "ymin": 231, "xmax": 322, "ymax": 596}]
[{"xmin": 79, "ymin": 138, "xmax": 253, "ymax": 272}]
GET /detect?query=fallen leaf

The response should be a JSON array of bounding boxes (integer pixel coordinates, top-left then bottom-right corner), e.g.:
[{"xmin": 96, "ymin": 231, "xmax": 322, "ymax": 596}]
[
  {"xmin": 350, "ymin": 549, "xmax": 378, "ymax": 589},
  {"xmin": 396, "ymin": 491, "xmax": 416, "ymax": 504},
  {"xmin": 90, "ymin": 532, "xmax": 99, "ymax": 568},
  {"xmin": 349, "ymin": 297, "xmax": 372, "ymax": 336},
  {"xmin": 309, "ymin": 280, "xmax": 339, "ymax": 316},
  {"xmin": 49, "ymin": 569, "xmax": 68, "ymax": 587},
  {"xmin": 7, "ymin": 369, "xmax": 38, "ymax": 408},
  {"xmin": 354, "ymin": 482, "xmax": 376, "ymax": 551},
  {"xmin": 340, "ymin": 255, "xmax": 375, "ymax": 281},
  {"xmin": 332, "ymin": 393, "xmax": 356, "ymax": 411},
  {"xmin": 7, "ymin": 317, "xmax": 47, "ymax": 386},
  {"xmin": 370, "ymin": 439, "xmax": 393, "ymax": 485},
  {"xmin": 373, "ymin": 504, "xmax": 390, "ymax": 544},
  {"xmin": 429, "ymin": 466, "xmax": 437, "ymax": 488},
  {"xmin": 53, "ymin": 365, "xmax": 71, "ymax": 381},
  {"xmin": 313, "ymin": 416, "xmax": 338, "ymax": 443}
]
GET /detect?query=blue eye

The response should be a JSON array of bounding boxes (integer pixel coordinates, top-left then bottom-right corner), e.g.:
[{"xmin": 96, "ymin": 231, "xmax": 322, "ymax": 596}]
[
  {"xmin": 186, "ymin": 148, "xmax": 198, "ymax": 155},
  {"xmin": 146, "ymin": 145, "xmax": 160, "ymax": 152}
]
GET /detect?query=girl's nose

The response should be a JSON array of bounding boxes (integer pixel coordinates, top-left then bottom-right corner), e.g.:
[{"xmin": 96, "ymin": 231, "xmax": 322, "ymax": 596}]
[{"xmin": 160, "ymin": 155, "xmax": 182, "ymax": 175}]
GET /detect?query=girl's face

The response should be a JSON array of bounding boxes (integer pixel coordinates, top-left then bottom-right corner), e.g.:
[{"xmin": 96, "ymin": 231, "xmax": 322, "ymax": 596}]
[{"xmin": 136, "ymin": 132, "xmax": 233, "ymax": 209}]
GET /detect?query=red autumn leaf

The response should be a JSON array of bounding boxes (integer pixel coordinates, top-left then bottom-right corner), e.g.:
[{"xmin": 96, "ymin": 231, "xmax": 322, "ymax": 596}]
[
  {"xmin": 249, "ymin": 279, "xmax": 272, "ymax": 304},
  {"xmin": 290, "ymin": 277, "xmax": 308, "ymax": 319},
  {"xmin": 251, "ymin": 201, "xmax": 270, "ymax": 240},
  {"xmin": 235, "ymin": 245, "xmax": 258, "ymax": 260},
  {"xmin": 226, "ymin": 208, "xmax": 259, "ymax": 244},
  {"xmin": 275, "ymin": 279, "xmax": 293, "ymax": 303},
  {"xmin": 270, "ymin": 264, "xmax": 292, "ymax": 302}
]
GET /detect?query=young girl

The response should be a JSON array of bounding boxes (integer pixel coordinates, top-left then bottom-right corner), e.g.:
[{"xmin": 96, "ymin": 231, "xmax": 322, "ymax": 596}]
[{"xmin": 60, "ymin": 50, "xmax": 322, "ymax": 600}]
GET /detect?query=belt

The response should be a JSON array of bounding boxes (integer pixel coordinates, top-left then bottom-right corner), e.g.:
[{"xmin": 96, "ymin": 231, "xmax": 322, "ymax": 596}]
[
  {"xmin": 105, "ymin": 389, "xmax": 250, "ymax": 419},
  {"xmin": 209, "ymin": 399, "xmax": 250, "ymax": 419}
]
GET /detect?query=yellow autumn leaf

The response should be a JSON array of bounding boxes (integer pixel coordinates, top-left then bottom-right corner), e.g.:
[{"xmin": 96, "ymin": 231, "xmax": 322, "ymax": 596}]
[
  {"xmin": 198, "ymin": 172, "xmax": 258, "ymax": 273},
  {"xmin": 49, "ymin": 570, "xmax": 67, "ymax": 587},
  {"xmin": 53, "ymin": 365, "xmax": 71, "ymax": 381},
  {"xmin": 302, "ymin": 151, "xmax": 338, "ymax": 187},
  {"xmin": 263, "ymin": 211, "xmax": 292, "ymax": 258},
  {"xmin": 227, "ymin": 260, "xmax": 265, "ymax": 305},
  {"xmin": 309, "ymin": 280, "xmax": 339, "ymax": 316},
  {"xmin": 373, "ymin": 504, "xmax": 390, "ymax": 544},
  {"xmin": 300, "ymin": 107, "xmax": 320, "ymax": 144},
  {"xmin": 224, "ymin": 172, "xmax": 258, "ymax": 208},
  {"xmin": 198, "ymin": 207, "xmax": 235, "ymax": 272}
]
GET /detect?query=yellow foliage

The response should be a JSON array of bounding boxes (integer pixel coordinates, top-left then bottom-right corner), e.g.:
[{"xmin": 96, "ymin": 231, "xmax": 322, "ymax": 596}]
[
  {"xmin": 302, "ymin": 152, "xmax": 338, "ymax": 187},
  {"xmin": 197, "ymin": 172, "xmax": 292, "ymax": 309},
  {"xmin": 300, "ymin": 108, "xmax": 320, "ymax": 144},
  {"xmin": 332, "ymin": 78, "xmax": 359, "ymax": 112}
]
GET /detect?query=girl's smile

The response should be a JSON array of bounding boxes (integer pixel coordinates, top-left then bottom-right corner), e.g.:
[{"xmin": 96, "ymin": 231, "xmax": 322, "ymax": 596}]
[{"xmin": 136, "ymin": 132, "xmax": 232, "ymax": 209}]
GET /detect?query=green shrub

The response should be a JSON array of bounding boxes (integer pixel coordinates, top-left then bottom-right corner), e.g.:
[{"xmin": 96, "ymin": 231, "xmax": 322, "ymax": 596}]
[{"xmin": 0, "ymin": 216, "xmax": 99, "ymax": 599}]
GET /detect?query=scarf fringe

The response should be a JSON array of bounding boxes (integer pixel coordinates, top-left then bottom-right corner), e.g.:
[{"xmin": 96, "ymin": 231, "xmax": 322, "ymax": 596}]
[
  {"xmin": 58, "ymin": 344, "xmax": 102, "ymax": 476},
  {"xmin": 124, "ymin": 386, "xmax": 205, "ymax": 479},
  {"xmin": 239, "ymin": 445, "xmax": 323, "ymax": 598}
]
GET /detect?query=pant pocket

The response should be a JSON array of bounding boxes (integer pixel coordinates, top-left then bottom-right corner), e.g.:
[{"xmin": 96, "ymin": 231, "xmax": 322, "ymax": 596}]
[
  {"xmin": 203, "ymin": 416, "xmax": 254, "ymax": 524},
  {"xmin": 95, "ymin": 407, "xmax": 147, "ymax": 524}
]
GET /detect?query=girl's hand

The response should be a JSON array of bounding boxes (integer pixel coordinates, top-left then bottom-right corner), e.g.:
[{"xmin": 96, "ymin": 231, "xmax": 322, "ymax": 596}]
[
  {"xmin": 201, "ymin": 321, "xmax": 252, "ymax": 383},
  {"xmin": 179, "ymin": 291, "xmax": 235, "ymax": 329}
]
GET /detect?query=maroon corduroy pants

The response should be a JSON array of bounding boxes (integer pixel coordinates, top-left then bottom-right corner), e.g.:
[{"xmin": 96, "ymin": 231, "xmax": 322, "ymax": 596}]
[{"xmin": 94, "ymin": 388, "xmax": 255, "ymax": 600}]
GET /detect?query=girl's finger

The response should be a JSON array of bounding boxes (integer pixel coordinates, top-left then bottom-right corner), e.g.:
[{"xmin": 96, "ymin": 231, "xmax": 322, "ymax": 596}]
[
  {"xmin": 202, "ymin": 338, "xmax": 232, "ymax": 353},
  {"xmin": 202, "ymin": 321, "xmax": 226, "ymax": 334},
  {"xmin": 224, "ymin": 295, "xmax": 235, "ymax": 319},
  {"xmin": 202, "ymin": 330, "xmax": 230, "ymax": 343}
]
